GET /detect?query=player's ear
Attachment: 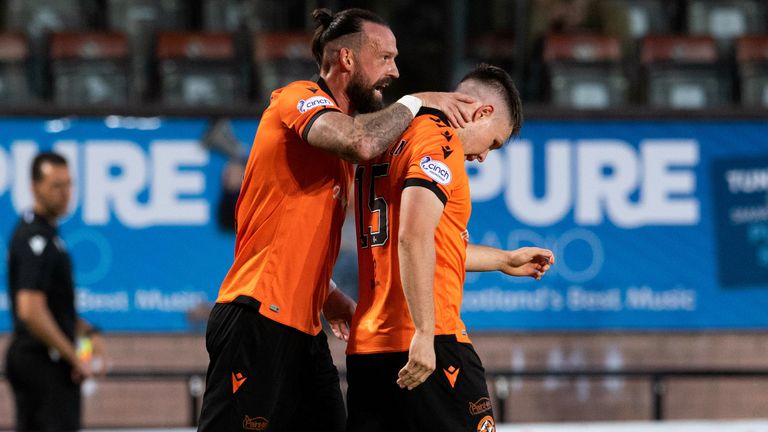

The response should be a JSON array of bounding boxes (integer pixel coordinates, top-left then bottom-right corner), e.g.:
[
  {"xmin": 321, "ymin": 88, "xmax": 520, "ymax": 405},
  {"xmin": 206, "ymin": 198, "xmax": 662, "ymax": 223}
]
[
  {"xmin": 472, "ymin": 104, "xmax": 494, "ymax": 122},
  {"xmin": 339, "ymin": 47, "xmax": 354, "ymax": 72}
]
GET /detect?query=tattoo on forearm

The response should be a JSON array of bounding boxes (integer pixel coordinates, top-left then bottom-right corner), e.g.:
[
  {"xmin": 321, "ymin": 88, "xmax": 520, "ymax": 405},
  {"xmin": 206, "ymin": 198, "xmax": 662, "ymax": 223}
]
[{"xmin": 356, "ymin": 104, "xmax": 413, "ymax": 159}]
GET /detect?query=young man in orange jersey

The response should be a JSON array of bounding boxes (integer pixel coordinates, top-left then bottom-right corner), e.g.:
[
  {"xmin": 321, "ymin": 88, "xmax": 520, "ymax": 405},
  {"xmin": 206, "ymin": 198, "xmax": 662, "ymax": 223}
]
[
  {"xmin": 197, "ymin": 8, "xmax": 480, "ymax": 432},
  {"xmin": 346, "ymin": 64, "xmax": 554, "ymax": 432}
]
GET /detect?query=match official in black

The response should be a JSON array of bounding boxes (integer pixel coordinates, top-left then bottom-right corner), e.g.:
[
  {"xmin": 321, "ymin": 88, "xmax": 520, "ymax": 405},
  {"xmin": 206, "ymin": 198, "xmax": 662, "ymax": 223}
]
[{"xmin": 4, "ymin": 152, "xmax": 107, "ymax": 431}]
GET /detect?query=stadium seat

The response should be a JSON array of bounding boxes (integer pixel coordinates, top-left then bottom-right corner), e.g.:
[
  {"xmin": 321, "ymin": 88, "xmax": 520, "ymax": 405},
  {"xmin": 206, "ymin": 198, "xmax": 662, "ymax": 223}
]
[
  {"xmin": 466, "ymin": 32, "xmax": 516, "ymax": 76},
  {"xmin": 4, "ymin": 0, "xmax": 86, "ymax": 100},
  {"xmin": 0, "ymin": 33, "xmax": 32, "ymax": 104},
  {"xmin": 736, "ymin": 35, "xmax": 768, "ymax": 107},
  {"xmin": 620, "ymin": 0, "xmax": 671, "ymax": 40},
  {"xmin": 203, "ymin": 0, "xmax": 308, "ymax": 32},
  {"xmin": 49, "ymin": 32, "xmax": 130, "ymax": 106},
  {"xmin": 106, "ymin": 0, "xmax": 191, "ymax": 102},
  {"xmin": 641, "ymin": 35, "xmax": 730, "ymax": 108},
  {"xmin": 106, "ymin": 0, "xmax": 190, "ymax": 35},
  {"xmin": 543, "ymin": 34, "xmax": 628, "ymax": 109},
  {"xmin": 4, "ymin": 0, "xmax": 85, "ymax": 36},
  {"xmin": 253, "ymin": 32, "xmax": 315, "ymax": 101},
  {"xmin": 156, "ymin": 32, "xmax": 245, "ymax": 106},
  {"xmin": 688, "ymin": 0, "xmax": 767, "ymax": 50}
]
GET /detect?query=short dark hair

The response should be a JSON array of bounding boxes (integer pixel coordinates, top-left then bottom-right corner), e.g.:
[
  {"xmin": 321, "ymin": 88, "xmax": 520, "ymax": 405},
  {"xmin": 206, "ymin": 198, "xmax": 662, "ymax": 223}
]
[
  {"xmin": 32, "ymin": 152, "xmax": 67, "ymax": 183},
  {"xmin": 311, "ymin": 8, "xmax": 388, "ymax": 67},
  {"xmin": 460, "ymin": 64, "xmax": 523, "ymax": 138}
]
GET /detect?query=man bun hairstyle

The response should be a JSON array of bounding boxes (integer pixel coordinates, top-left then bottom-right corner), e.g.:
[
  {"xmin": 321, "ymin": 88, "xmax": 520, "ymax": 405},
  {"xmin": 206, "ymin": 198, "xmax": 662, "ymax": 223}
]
[
  {"xmin": 460, "ymin": 63, "xmax": 523, "ymax": 138},
  {"xmin": 31, "ymin": 152, "xmax": 67, "ymax": 183},
  {"xmin": 311, "ymin": 8, "xmax": 388, "ymax": 67}
]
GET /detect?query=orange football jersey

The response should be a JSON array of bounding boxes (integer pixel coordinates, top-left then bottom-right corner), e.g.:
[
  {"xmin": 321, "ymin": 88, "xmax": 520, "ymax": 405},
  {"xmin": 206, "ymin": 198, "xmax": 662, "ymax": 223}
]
[
  {"xmin": 216, "ymin": 79, "xmax": 353, "ymax": 335},
  {"xmin": 347, "ymin": 108, "xmax": 472, "ymax": 355}
]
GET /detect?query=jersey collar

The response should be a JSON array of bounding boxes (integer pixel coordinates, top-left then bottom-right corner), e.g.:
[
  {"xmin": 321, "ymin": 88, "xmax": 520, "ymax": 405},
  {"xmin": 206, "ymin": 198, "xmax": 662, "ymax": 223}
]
[
  {"xmin": 416, "ymin": 107, "xmax": 450, "ymax": 125},
  {"xmin": 316, "ymin": 77, "xmax": 339, "ymax": 105}
]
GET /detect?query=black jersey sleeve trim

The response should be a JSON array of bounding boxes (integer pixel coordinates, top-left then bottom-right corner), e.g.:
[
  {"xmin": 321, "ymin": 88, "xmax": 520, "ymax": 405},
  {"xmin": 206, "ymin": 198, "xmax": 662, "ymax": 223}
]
[
  {"xmin": 403, "ymin": 178, "xmax": 447, "ymax": 206},
  {"xmin": 301, "ymin": 108, "xmax": 337, "ymax": 142}
]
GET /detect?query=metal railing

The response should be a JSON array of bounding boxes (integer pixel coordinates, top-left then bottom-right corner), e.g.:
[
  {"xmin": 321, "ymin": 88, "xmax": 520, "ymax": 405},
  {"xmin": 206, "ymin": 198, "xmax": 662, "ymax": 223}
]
[
  {"xmin": 4, "ymin": 368, "xmax": 768, "ymax": 428},
  {"xmin": 485, "ymin": 368, "xmax": 768, "ymax": 423}
]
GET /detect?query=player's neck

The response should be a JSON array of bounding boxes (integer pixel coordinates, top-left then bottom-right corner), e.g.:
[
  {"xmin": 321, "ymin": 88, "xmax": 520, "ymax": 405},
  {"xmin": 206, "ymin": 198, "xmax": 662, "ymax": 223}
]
[{"xmin": 320, "ymin": 70, "xmax": 354, "ymax": 115}]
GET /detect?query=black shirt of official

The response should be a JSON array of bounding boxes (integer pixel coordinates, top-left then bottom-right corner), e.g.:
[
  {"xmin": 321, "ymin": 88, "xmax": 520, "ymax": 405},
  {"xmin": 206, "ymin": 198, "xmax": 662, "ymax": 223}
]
[{"xmin": 8, "ymin": 211, "xmax": 76, "ymax": 349}]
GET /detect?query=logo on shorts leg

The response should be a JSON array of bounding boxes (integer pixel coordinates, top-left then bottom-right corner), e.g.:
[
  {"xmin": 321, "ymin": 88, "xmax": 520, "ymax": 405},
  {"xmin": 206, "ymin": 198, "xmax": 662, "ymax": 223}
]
[
  {"xmin": 469, "ymin": 397, "xmax": 493, "ymax": 415},
  {"xmin": 477, "ymin": 415, "xmax": 495, "ymax": 432},
  {"xmin": 243, "ymin": 415, "xmax": 269, "ymax": 430},
  {"xmin": 443, "ymin": 365, "xmax": 460, "ymax": 388},
  {"xmin": 232, "ymin": 372, "xmax": 247, "ymax": 394}
]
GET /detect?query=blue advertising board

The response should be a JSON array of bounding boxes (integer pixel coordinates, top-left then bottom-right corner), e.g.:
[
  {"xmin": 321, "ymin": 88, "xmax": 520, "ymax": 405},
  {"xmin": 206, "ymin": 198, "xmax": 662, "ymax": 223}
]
[
  {"xmin": 0, "ymin": 117, "xmax": 259, "ymax": 331},
  {"xmin": 462, "ymin": 120, "xmax": 768, "ymax": 330},
  {"xmin": 1, "ymin": 118, "xmax": 767, "ymax": 331}
]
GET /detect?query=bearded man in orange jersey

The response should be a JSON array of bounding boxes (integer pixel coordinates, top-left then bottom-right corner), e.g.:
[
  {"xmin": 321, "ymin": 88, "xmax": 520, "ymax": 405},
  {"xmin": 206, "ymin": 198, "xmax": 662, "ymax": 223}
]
[{"xmin": 197, "ymin": 7, "xmax": 480, "ymax": 432}]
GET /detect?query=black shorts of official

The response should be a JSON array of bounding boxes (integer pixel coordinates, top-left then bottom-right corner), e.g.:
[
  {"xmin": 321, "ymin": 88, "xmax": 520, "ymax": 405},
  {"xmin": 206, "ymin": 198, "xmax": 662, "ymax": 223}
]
[
  {"xmin": 198, "ymin": 301, "xmax": 346, "ymax": 432},
  {"xmin": 346, "ymin": 335, "xmax": 496, "ymax": 432},
  {"xmin": 5, "ymin": 340, "xmax": 81, "ymax": 432}
]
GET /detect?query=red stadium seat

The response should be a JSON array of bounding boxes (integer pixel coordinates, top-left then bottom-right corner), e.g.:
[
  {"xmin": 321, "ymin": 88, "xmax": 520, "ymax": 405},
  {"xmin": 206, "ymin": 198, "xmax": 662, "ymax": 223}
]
[
  {"xmin": 641, "ymin": 35, "xmax": 718, "ymax": 64},
  {"xmin": 156, "ymin": 32, "xmax": 246, "ymax": 106},
  {"xmin": 542, "ymin": 34, "xmax": 627, "ymax": 109},
  {"xmin": 687, "ymin": 0, "xmax": 767, "ymax": 50},
  {"xmin": 641, "ymin": 35, "xmax": 730, "ymax": 108},
  {"xmin": 49, "ymin": 32, "xmax": 130, "ymax": 105},
  {"xmin": 252, "ymin": 32, "xmax": 315, "ymax": 101},
  {"xmin": 0, "ymin": 33, "xmax": 32, "ymax": 104},
  {"xmin": 736, "ymin": 35, "xmax": 768, "ymax": 107}
]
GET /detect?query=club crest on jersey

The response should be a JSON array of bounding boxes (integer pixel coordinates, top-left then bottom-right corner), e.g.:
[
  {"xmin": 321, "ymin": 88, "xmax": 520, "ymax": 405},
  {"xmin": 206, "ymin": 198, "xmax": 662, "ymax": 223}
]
[
  {"xmin": 297, "ymin": 96, "xmax": 333, "ymax": 113},
  {"xmin": 419, "ymin": 156, "xmax": 452, "ymax": 185}
]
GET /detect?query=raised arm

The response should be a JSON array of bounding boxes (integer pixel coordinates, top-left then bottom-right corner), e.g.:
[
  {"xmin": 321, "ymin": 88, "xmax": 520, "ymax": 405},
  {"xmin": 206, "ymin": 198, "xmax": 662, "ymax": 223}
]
[
  {"xmin": 466, "ymin": 244, "xmax": 554, "ymax": 280},
  {"xmin": 396, "ymin": 186, "xmax": 444, "ymax": 390},
  {"xmin": 306, "ymin": 92, "xmax": 478, "ymax": 162}
]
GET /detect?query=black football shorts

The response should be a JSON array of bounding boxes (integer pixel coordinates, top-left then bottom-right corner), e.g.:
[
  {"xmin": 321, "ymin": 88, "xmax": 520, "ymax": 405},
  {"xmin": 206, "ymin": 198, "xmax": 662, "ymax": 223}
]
[
  {"xmin": 346, "ymin": 335, "xmax": 496, "ymax": 432},
  {"xmin": 198, "ymin": 302, "xmax": 345, "ymax": 432}
]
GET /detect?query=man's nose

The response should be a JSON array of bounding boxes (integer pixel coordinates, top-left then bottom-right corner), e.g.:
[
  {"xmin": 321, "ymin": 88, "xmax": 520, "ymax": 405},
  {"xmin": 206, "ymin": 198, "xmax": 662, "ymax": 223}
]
[{"xmin": 389, "ymin": 61, "xmax": 400, "ymax": 79}]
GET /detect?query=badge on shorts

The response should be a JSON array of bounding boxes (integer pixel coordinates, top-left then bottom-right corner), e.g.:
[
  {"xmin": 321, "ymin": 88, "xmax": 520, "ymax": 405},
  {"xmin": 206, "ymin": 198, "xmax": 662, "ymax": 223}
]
[
  {"xmin": 419, "ymin": 156, "xmax": 452, "ymax": 185},
  {"xmin": 477, "ymin": 415, "xmax": 495, "ymax": 432}
]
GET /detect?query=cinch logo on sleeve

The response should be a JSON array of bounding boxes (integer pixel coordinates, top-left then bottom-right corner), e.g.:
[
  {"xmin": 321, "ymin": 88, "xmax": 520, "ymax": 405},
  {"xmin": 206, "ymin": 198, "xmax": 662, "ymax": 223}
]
[
  {"xmin": 297, "ymin": 96, "xmax": 334, "ymax": 113},
  {"xmin": 420, "ymin": 156, "xmax": 452, "ymax": 185}
]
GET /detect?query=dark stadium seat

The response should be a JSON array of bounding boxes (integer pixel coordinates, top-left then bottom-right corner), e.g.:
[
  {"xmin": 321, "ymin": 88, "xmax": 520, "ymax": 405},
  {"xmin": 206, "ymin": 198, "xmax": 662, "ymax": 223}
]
[
  {"xmin": 687, "ymin": 0, "xmax": 767, "ymax": 51},
  {"xmin": 0, "ymin": 33, "xmax": 32, "ymax": 104},
  {"xmin": 466, "ymin": 32, "xmax": 516, "ymax": 76},
  {"xmin": 49, "ymin": 32, "xmax": 130, "ymax": 106},
  {"xmin": 106, "ymin": 0, "xmax": 191, "ymax": 102},
  {"xmin": 4, "ymin": 0, "xmax": 87, "ymax": 100},
  {"xmin": 156, "ymin": 32, "xmax": 245, "ymax": 106},
  {"xmin": 736, "ymin": 35, "xmax": 768, "ymax": 107},
  {"xmin": 620, "ymin": 0, "xmax": 671, "ymax": 40},
  {"xmin": 543, "ymin": 34, "xmax": 628, "ymax": 109},
  {"xmin": 253, "ymin": 32, "xmax": 315, "ymax": 101},
  {"xmin": 203, "ymin": 0, "xmax": 308, "ymax": 32},
  {"xmin": 4, "ymin": 0, "xmax": 85, "ymax": 35},
  {"xmin": 641, "ymin": 35, "xmax": 730, "ymax": 108}
]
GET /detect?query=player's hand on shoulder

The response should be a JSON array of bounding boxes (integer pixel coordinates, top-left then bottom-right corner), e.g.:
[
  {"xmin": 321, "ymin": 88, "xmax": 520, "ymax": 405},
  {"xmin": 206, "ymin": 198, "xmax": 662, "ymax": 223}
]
[
  {"xmin": 397, "ymin": 330, "xmax": 435, "ymax": 390},
  {"xmin": 412, "ymin": 92, "xmax": 481, "ymax": 128}
]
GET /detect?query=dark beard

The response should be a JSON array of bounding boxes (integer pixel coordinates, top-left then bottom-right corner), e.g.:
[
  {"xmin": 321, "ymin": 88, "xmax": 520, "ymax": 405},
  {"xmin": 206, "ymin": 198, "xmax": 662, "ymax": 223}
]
[{"xmin": 347, "ymin": 72, "xmax": 386, "ymax": 114}]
